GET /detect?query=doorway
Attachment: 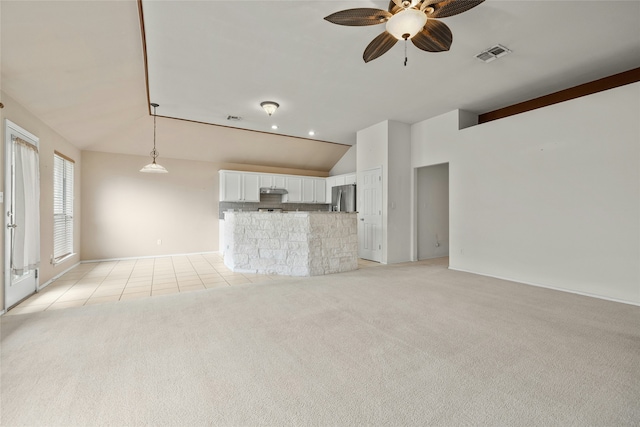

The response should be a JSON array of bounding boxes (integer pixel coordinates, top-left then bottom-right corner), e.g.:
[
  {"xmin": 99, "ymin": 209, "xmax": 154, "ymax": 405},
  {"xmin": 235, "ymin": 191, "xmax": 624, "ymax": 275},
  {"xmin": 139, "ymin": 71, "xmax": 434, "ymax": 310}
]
[
  {"xmin": 4, "ymin": 120, "xmax": 40, "ymax": 309},
  {"xmin": 358, "ymin": 166, "xmax": 382, "ymax": 262},
  {"xmin": 417, "ymin": 163, "xmax": 449, "ymax": 260}
]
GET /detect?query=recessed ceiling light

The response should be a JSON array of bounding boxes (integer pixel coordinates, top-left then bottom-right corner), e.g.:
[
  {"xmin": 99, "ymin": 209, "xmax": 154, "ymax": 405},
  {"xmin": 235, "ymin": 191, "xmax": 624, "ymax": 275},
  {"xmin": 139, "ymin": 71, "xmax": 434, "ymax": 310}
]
[
  {"xmin": 271, "ymin": 125, "xmax": 278, "ymax": 130},
  {"xmin": 308, "ymin": 130, "xmax": 315, "ymax": 136}
]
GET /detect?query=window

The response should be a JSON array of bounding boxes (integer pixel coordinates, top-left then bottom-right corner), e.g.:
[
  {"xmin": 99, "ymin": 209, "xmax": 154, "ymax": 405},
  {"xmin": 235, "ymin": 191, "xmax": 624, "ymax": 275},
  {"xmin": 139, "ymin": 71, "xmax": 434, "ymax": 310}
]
[{"xmin": 53, "ymin": 152, "xmax": 74, "ymax": 262}]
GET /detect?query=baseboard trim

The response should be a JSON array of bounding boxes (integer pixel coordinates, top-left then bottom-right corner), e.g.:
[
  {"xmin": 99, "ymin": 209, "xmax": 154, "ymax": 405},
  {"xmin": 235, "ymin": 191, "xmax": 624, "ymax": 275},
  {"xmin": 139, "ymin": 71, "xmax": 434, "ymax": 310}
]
[
  {"xmin": 38, "ymin": 262, "xmax": 81, "ymax": 291},
  {"xmin": 448, "ymin": 266, "xmax": 640, "ymax": 307},
  {"xmin": 81, "ymin": 251, "xmax": 220, "ymax": 264}
]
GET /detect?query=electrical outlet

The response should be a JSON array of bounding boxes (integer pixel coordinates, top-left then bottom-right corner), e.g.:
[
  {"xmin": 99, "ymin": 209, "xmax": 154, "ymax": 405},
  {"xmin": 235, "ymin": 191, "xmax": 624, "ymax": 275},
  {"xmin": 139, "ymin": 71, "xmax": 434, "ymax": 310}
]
[{"xmin": 157, "ymin": 239, "xmax": 162, "ymax": 246}]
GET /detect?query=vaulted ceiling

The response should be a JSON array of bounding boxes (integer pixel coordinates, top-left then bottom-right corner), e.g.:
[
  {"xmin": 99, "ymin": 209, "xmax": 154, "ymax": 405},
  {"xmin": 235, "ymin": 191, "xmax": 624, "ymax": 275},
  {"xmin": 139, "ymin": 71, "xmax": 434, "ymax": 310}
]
[{"xmin": 2, "ymin": 1, "xmax": 639, "ymax": 171}]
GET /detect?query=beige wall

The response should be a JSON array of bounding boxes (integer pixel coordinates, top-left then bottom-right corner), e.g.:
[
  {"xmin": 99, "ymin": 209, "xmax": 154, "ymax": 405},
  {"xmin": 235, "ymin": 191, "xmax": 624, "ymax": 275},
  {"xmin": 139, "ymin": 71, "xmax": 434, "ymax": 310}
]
[
  {"xmin": 81, "ymin": 151, "xmax": 330, "ymax": 261},
  {"xmin": 0, "ymin": 91, "xmax": 82, "ymax": 308}
]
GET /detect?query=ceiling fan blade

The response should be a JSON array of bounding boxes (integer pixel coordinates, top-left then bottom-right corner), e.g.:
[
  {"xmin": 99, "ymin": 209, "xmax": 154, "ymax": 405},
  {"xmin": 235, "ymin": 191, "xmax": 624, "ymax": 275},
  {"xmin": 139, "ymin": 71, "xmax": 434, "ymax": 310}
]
[
  {"xmin": 324, "ymin": 8, "xmax": 392, "ymax": 26},
  {"xmin": 388, "ymin": 1, "xmax": 402, "ymax": 14},
  {"xmin": 426, "ymin": 0, "xmax": 485, "ymax": 19},
  {"xmin": 411, "ymin": 19, "xmax": 452, "ymax": 52},
  {"xmin": 363, "ymin": 31, "xmax": 398, "ymax": 63}
]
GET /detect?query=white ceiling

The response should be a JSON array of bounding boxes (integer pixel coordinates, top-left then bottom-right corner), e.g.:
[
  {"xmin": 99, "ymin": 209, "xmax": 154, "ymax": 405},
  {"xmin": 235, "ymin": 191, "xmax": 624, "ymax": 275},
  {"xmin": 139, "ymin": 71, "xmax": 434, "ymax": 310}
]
[{"xmin": 2, "ymin": 1, "xmax": 640, "ymax": 169}]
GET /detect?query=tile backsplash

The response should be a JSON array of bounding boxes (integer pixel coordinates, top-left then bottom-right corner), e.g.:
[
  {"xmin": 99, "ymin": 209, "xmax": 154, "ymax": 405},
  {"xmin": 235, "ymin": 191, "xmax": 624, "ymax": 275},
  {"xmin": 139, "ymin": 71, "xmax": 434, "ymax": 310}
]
[{"xmin": 218, "ymin": 193, "xmax": 331, "ymax": 219}]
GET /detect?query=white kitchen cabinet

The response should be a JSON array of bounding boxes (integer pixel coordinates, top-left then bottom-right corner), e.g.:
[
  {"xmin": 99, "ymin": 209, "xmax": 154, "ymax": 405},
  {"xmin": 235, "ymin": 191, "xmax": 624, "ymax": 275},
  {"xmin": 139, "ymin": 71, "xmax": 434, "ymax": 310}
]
[
  {"xmin": 284, "ymin": 177, "xmax": 303, "ymax": 202},
  {"xmin": 243, "ymin": 174, "xmax": 260, "ymax": 201},
  {"xmin": 326, "ymin": 173, "xmax": 356, "ymax": 202},
  {"xmin": 221, "ymin": 170, "xmax": 331, "ymax": 204},
  {"xmin": 259, "ymin": 173, "xmax": 286, "ymax": 189},
  {"xmin": 345, "ymin": 173, "xmax": 356, "ymax": 185},
  {"xmin": 259, "ymin": 174, "xmax": 272, "ymax": 189},
  {"xmin": 219, "ymin": 171, "xmax": 260, "ymax": 202},
  {"xmin": 314, "ymin": 179, "xmax": 326, "ymax": 203},
  {"xmin": 325, "ymin": 176, "xmax": 336, "ymax": 202},
  {"xmin": 300, "ymin": 178, "xmax": 326, "ymax": 203},
  {"xmin": 302, "ymin": 178, "xmax": 315, "ymax": 203}
]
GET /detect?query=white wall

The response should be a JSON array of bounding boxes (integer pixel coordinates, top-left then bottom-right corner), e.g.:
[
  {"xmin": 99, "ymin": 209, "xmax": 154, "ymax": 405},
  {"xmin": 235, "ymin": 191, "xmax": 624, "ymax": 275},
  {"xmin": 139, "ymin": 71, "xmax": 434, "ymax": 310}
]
[
  {"xmin": 417, "ymin": 163, "xmax": 449, "ymax": 260},
  {"xmin": 410, "ymin": 83, "xmax": 640, "ymax": 304},
  {"xmin": 357, "ymin": 121, "xmax": 389, "ymax": 262},
  {"xmin": 357, "ymin": 120, "xmax": 412, "ymax": 264},
  {"xmin": 330, "ymin": 145, "xmax": 356, "ymax": 176},
  {"xmin": 387, "ymin": 121, "xmax": 412, "ymax": 264}
]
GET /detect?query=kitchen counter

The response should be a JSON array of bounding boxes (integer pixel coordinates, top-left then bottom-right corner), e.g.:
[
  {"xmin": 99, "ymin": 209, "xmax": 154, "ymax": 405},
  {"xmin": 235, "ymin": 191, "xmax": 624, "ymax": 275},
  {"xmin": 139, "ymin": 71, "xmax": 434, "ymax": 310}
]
[{"xmin": 223, "ymin": 211, "xmax": 358, "ymax": 276}]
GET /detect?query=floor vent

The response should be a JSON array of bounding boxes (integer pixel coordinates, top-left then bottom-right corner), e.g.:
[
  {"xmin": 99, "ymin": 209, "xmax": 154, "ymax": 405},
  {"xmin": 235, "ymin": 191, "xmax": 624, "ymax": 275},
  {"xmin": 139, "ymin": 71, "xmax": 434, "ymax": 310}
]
[{"xmin": 475, "ymin": 44, "xmax": 512, "ymax": 63}]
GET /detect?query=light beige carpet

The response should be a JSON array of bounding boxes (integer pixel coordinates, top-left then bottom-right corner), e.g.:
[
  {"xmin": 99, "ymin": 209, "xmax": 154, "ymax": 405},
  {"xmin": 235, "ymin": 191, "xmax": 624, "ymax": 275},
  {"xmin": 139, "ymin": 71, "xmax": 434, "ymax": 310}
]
[{"xmin": 1, "ymin": 259, "xmax": 639, "ymax": 426}]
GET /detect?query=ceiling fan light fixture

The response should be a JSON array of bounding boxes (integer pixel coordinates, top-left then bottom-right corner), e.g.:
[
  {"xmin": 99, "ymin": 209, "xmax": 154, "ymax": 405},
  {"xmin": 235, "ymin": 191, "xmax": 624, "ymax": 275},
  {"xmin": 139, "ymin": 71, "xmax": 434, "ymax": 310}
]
[
  {"xmin": 386, "ymin": 8, "xmax": 427, "ymax": 40},
  {"xmin": 260, "ymin": 101, "xmax": 279, "ymax": 116}
]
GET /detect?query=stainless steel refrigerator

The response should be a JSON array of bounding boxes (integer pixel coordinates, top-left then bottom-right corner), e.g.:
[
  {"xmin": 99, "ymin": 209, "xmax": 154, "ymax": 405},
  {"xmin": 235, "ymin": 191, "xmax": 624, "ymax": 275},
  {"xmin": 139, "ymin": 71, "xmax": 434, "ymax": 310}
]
[{"xmin": 331, "ymin": 184, "xmax": 356, "ymax": 212}]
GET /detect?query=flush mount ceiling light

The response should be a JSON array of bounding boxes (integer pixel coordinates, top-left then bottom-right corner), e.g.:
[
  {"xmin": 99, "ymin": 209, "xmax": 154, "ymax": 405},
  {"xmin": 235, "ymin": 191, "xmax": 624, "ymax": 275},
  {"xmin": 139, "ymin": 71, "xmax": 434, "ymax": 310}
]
[
  {"xmin": 140, "ymin": 103, "xmax": 168, "ymax": 174},
  {"xmin": 324, "ymin": 0, "xmax": 485, "ymax": 65},
  {"xmin": 260, "ymin": 101, "xmax": 279, "ymax": 116}
]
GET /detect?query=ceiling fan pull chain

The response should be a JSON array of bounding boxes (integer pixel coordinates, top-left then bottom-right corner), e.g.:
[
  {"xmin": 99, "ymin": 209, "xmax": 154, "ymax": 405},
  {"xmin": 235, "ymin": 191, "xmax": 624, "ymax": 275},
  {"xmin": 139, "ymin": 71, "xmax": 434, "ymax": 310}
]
[{"xmin": 404, "ymin": 38, "xmax": 408, "ymax": 66}]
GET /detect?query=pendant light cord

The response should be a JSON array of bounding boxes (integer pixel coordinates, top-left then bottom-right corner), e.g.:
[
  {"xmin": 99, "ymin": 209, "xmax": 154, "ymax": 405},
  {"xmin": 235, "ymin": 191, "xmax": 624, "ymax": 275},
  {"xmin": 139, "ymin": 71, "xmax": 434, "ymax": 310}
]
[{"xmin": 151, "ymin": 104, "xmax": 158, "ymax": 162}]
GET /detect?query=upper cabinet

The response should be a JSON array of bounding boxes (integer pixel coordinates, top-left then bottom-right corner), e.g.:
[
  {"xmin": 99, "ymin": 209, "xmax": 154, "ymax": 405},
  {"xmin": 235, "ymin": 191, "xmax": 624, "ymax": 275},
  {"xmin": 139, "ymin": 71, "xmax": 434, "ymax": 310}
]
[
  {"xmin": 259, "ymin": 174, "xmax": 285, "ymax": 189},
  {"xmin": 325, "ymin": 172, "xmax": 356, "ymax": 201},
  {"xmin": 345, "ymin": 173, "xmax": 356, "ymax": 185},
  {"xmin": 314, "ymin": 179, "xmax": 326, "ymax": 203},
  {"xmin": 299, "ymin": 178, "xmax": 326, "ymax": 203},
  {"xmin": 219, "ymin": 171, "xmax": 260, "ymax": 202},
  {"xmin": 220, "ymin": 170, "xmax": 348, "ymax": 204},
  {"xmin": 326, "ymin": 176, "xmax": 336, "ymax": 201},
  {"xmin": 283, "ymin": 177, "xmax": 326, "ymax": 204},
  {"xmin": 284, "ymin": 177, "xmax": 303, "ymax": 203},
  {"xmin": 302, "ymin": 178, "xmax": 315, "ymax": 203}
]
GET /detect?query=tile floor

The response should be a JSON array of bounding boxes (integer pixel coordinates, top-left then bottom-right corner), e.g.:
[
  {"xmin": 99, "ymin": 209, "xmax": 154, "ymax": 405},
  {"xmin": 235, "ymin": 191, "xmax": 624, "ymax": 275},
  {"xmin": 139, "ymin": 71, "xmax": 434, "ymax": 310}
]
[{"xmin": 7, "ymin": 254, "xmax": 380, "ymax": 315}]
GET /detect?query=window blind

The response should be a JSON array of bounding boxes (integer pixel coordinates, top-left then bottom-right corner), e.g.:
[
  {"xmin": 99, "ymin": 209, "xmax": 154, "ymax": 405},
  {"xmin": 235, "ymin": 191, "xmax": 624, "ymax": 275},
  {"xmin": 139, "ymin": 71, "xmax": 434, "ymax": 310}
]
[{"xmin": 53, "ymin": 153, "xmax": 74, "ymax": 261}]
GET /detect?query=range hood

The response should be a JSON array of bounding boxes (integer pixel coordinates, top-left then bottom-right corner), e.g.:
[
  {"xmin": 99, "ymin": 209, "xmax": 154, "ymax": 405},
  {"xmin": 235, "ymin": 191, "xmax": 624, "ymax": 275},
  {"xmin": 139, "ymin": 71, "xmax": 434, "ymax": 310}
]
[{"xmin": 260, "ymin": 187, "xmax": 288, "ymax": 195}]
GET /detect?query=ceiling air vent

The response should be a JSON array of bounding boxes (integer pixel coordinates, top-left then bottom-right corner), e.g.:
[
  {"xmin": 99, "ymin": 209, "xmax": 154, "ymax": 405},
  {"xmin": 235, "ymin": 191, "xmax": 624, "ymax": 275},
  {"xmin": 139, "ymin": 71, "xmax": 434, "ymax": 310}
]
[
  {"xmin": 475, "ymin": 44, "xmax": 511, "ymax": 63},
  {"xmin": 226, "ymin": 115, "xmax": 242, "ymax": 121}
]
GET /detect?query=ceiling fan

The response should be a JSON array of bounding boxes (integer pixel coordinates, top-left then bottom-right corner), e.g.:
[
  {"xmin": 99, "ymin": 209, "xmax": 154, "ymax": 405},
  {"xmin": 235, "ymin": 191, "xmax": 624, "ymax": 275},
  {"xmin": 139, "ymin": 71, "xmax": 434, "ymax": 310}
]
[{"xmin": 324, "ymin": 0, "xmax": 485, "ymax": 64}]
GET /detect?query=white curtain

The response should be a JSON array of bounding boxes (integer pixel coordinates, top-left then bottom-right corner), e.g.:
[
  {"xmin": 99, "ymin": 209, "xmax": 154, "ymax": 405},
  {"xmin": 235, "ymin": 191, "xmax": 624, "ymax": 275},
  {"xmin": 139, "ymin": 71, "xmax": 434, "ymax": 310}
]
[{"xmin": 12, "ymin": 138, "xmax": 40, "ymax": 276}]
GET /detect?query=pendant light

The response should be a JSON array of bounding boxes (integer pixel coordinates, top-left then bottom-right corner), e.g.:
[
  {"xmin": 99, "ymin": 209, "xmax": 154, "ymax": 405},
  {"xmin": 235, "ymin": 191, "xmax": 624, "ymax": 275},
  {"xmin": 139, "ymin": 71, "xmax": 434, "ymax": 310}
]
[{"xmin": 140, "ymin": 103, "xmax": 168, "ymax": 173}]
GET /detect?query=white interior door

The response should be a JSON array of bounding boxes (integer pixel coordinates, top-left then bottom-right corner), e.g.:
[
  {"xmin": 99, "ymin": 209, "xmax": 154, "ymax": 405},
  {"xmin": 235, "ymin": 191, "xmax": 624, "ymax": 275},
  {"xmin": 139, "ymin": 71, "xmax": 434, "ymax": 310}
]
[
  {"xmin": 358, "ymin": 167, "xmax": 382, "ymax": 262},
  {"xmin": 4, "ymin": 120, "xmax": 40, "ymax": 309}
]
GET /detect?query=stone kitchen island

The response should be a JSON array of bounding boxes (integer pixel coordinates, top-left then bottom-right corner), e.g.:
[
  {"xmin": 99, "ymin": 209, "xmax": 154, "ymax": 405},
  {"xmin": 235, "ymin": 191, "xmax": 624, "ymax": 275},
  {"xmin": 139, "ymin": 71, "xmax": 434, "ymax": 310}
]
[{"xmin": 223, "ymin": 211, "xmax": 358, "ymax": 276}]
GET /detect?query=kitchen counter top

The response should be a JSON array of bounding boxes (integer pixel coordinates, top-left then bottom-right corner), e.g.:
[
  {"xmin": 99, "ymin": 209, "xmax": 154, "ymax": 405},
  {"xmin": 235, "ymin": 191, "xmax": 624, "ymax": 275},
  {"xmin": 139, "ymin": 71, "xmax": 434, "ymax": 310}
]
[{"xmin": 223, "ymin": 211, "xmax": 358, "ymax": 276}]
